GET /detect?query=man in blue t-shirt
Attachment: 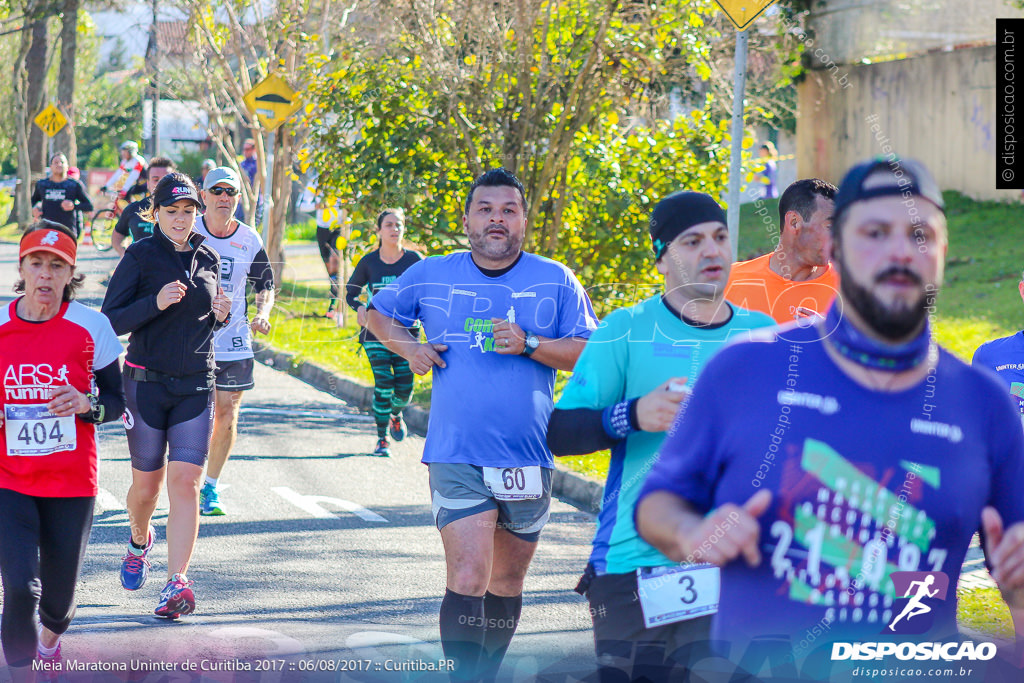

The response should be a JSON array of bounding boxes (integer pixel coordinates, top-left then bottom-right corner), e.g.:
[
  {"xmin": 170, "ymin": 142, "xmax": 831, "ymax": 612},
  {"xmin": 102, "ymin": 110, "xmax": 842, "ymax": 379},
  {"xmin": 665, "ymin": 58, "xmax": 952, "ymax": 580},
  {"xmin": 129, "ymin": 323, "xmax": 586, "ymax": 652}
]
[
  {"xmin": 635, "ymin": 157, "xmax": 1024, "ymax": 682},
  {"xmin": 973, "ymin": 281, "xmax": 1024, "ymax": 423},
  {"xmin": 367, "ymin": 168, "xmax": 597, "ymax": 681},
  {"xmin": 547, "ymin": 191, "xmax": 776, "ymax": 679}
]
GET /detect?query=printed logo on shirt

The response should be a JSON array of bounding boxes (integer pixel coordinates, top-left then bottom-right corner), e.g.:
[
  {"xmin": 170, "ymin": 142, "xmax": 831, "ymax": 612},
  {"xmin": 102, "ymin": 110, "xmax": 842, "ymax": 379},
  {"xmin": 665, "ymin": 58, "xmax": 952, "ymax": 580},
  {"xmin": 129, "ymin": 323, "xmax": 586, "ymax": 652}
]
[
  {"xmin": 44, "ymin": 189, "xmax": 67, "ymax": 202},
  {"xmin": 465, "ymin": 318, "xmax": 497, "ymax": 353},
  {"xmin": 220, "ymin": 256, "xmax": 234, "ymax": 279},
  {"xmin": 453, "ymin": 289, "xmax": 477, "ymax": 297},
  {"xmin": 229, "ymin": 241, "xmax": 248, "ymax": 251},
  {"xmin": 511, "ymin": 291, "xmax": 536, "ymax": 298},
  {"xmin": 908, "ymin": 418, "xmax": 963, "ymax": 444},
  {"xmin": 3, "ymin": 363, "xmax": 70, "ymax": 400},
  {"xmin": 776, "ymin": 390, "xmax": 839, "ymax": 415}
]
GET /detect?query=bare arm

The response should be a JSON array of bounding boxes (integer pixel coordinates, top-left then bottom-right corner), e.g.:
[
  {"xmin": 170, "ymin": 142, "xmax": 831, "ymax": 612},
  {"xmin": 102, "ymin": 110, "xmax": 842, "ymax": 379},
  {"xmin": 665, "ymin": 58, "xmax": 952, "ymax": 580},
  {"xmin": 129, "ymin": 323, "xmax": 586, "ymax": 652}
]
[
  {"xmin": 367, "ymin": 309, "xmax": 447, "ymax": 375},
  {"xmin": 636, "ymin": 489, "xmax": 772, "ymax": 566},
  {"xmin": 490, "ymin": 318, "xmax": 587, "ymax": 371},
  {"xmin": 111, "ymin": 231, "xmax": 127, "ymax": 257}
]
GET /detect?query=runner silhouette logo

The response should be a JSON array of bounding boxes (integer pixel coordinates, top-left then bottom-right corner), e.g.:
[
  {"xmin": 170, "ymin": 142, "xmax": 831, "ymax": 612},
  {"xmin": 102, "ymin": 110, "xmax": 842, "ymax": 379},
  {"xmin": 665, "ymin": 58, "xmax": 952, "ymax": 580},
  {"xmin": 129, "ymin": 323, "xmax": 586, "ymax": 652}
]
[{"xmin": 884, "ymin": 571, "xmax": 949, "ymax": 635}]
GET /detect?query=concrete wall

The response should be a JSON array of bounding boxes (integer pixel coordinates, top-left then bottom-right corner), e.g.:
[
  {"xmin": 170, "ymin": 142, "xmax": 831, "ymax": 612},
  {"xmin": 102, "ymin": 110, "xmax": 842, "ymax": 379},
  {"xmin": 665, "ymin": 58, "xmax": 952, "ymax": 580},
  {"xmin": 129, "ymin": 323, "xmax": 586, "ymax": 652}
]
[{"xmin": 797, "ymin": 45, "xmax": 1014, "ymax": 202}]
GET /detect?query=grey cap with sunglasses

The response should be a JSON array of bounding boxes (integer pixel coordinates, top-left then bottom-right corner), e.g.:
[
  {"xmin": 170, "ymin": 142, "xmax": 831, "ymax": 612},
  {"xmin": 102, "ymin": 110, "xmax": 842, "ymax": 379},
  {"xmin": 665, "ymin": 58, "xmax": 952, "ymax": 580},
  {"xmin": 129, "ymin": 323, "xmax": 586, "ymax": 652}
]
[{"xmin": 203, "ymin": 167, "xmax": 241, "ymax": 193}]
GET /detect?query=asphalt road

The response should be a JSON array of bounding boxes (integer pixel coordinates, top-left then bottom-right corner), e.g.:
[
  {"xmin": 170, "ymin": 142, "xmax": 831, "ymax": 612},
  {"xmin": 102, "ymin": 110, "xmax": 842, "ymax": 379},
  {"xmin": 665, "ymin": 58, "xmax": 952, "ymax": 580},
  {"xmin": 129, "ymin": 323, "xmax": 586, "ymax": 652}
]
[{"xmin": 0, "ymin": 240, "xmax": 600, "ymax": 682}]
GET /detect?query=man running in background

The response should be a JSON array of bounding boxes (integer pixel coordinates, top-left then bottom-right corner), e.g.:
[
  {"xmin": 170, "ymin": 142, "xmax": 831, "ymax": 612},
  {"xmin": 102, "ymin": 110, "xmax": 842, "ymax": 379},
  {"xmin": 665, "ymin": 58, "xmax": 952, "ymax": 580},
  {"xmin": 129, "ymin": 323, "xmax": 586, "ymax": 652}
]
[
  {"xmin": 367, "ymin": 168, "xmax": 596, "ymax": 681},
  {"xmin": 192, "ymin": 167, "xmax": 274, "ymax": 516},
  {"xmin": 31, "ymin": 153, "xmax": 93, "ymax": 239},
  {"xmin": 635, "ymin": 157, "xmax": 1024, "ymax": 678},
  {"xmin": 111, "ymin": 157, "xmax": 176, "ymax": 256},
  {"xmin": 547, "ymin": 191, "xmax": 776, "ymax": 679},
  {"xmin": 972, "ymin": 272, "xmax": 1024, "ymax": 422},
  {"xmin": 725, "ymin": 178, "xmax": 838, "ymax": 322}
]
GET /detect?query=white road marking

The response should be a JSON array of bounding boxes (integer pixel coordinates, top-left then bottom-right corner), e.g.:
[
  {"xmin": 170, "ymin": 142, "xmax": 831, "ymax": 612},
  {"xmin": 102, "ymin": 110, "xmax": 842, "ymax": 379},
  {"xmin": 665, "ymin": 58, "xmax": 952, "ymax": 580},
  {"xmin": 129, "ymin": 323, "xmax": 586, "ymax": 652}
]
[
  {"xmin": 95, "ymin": 487, "xmax": 122, "ymax": 514},
  {"xmin": 272, "ymin": 486, "xmax": 388, "ymax": 522},
  {"xmin": 240, "ymin": 406, "xmax": 372, "ymax": 422}
]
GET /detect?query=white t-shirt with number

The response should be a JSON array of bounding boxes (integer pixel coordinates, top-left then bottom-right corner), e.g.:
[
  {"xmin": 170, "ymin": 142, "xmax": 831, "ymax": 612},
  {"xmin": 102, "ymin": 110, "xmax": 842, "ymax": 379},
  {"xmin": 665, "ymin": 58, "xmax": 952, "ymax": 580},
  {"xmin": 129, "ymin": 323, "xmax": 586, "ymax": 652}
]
[{"xmin": 193, "ymin": 217, "xmax": 274, "ymax": 361}]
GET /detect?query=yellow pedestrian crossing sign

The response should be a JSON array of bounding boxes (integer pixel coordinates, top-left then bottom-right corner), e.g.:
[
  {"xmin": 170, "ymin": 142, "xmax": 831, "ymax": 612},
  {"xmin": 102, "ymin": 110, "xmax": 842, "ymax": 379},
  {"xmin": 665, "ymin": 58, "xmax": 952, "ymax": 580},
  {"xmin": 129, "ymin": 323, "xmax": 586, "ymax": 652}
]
[
  {"xmin": 243, "ymin": 74, "xmax": 303, "ymax": 132},
  {"xmin": 34, "ymin": 104, "xmax": 68, "ymax": 138},
  {"xmin": 714, "ymin": 0, "xmax": 778, "ymax": 30}
]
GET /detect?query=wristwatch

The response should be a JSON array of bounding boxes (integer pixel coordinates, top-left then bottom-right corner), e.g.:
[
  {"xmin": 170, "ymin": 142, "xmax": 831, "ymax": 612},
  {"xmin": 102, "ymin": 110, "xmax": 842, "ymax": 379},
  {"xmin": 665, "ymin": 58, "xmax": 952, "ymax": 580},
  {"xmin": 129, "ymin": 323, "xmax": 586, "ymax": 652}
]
[
  {"xmin": 521, "ymin": 331, "xmax": 540, "ymax": 357},
  {"xmin": 85, "ymin": 392, "xmax": 104, "ymax": 423}
]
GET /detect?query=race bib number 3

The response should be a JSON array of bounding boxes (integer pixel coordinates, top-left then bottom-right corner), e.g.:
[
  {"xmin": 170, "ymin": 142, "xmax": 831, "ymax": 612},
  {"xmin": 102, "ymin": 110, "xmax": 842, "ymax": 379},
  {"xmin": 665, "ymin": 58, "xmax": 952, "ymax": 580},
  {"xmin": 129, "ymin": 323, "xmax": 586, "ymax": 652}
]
[
  {"xmin": 482, "ymin": 466, "xmax": 542, "ymax": 501},
  {"xmin": 637, "ymin": 564, "xmax": 720, "ymax": 628},
  {"xmin": 5, "ymin": 404, "xmax": 76, "ymax": 456}
]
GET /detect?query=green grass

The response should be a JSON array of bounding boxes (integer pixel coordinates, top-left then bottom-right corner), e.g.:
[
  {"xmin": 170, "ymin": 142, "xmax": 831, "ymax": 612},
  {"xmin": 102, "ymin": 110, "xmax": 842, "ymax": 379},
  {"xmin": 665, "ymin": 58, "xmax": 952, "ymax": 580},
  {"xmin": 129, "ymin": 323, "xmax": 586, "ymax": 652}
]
[
  {"xmin": 265, "ymin": 192, "xmax": 1024, "ymax": 483},
  {"xmin": 285, "ymin": 216, "xmax": 317, "ymax": 243},
  {"xmin": 957, "ymin": 587, "xmax": 1013, "ymax": 638}
]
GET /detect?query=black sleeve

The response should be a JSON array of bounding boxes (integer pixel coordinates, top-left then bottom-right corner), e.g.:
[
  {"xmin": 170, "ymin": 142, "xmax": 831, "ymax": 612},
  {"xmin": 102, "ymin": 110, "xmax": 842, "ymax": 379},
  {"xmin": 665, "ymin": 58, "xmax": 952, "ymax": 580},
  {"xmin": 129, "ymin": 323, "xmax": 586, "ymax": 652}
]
[
  {"xmin": 31, "ymin": 182, "xmax": 41, "ymax": 204},
  {"xmin": 74, "ymin": 180, "xmax": 93, "ymax": 213},
  {"xmin": 101, "ymin": 251, "xmax": 162, "ymax": 334},
  {"xmin": 547, "ymin": 407, "xmax": 619, "ymax": 456},
  {"xmin": 87, "ymin": 360, "xmax": 125, "ymax": 424},
  {"xmin": 345, "ymin": 255, "xmax": 370, "ymax": 312},
  {"xmin": 113, "ymin": 204, "xmax": 131, "ymax": 236},
  {"xmin": 247, "ymin": 247, "xmax": 274, "ymax": 292}
]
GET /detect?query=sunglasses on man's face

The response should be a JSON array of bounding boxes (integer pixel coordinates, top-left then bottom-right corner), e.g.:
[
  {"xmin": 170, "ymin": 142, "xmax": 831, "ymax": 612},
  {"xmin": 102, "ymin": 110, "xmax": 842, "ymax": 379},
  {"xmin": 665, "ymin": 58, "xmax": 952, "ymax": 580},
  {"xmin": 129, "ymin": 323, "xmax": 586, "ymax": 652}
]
[{"xmin": 208, "ymin": 186, "xmax": 238, "ymax": 196}]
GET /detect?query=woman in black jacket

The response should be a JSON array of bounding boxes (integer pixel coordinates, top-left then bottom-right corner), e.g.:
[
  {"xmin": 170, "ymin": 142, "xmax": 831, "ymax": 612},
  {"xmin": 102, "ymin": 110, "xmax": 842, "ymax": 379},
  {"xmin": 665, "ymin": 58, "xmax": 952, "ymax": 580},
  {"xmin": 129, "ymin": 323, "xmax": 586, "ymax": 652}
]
[{"xmin": 101, "ymin": 173, "xmax": 230, "ymax": 620}]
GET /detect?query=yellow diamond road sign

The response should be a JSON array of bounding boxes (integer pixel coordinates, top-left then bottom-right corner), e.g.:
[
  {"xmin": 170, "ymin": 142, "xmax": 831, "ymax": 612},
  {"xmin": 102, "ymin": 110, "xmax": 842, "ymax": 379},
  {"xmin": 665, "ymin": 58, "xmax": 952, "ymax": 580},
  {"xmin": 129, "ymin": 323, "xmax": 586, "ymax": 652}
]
[
  {"xmin": 34, "ymin": 104, "xmax": 68, "ymax": 138},
  {"xmin": 714, "ymin": 0, "xmax": 779, "ymax": 30},
  {"xmin": 243, "ymin": 74, "xmax": 303, "ymax": 132}
]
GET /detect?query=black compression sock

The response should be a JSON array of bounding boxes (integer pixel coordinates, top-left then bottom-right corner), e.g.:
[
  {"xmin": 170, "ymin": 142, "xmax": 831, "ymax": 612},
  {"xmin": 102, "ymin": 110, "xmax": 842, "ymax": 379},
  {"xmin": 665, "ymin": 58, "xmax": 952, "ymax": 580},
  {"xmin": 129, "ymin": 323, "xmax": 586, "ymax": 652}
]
[
  {"xmin": 440, "ymin": 589, "xmax": 485, "ymax": 681},
  {"xmin": 479, "ymin": 591, "xmax": 522, "ymax": 681}
]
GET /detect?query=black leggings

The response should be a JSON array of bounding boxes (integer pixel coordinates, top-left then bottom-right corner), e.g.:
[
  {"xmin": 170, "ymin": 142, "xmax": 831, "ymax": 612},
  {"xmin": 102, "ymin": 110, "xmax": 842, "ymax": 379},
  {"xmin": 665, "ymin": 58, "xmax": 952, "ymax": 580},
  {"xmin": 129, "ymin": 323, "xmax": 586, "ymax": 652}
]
[
  {"xmin": 123, "ymin": 375, "xmax": 214, "ymax": 472},
  {"xmin": 0, "ymin": 489, "xmax": 94, "ymax": 668},
  {"xmin": 363, "ymin": 341, "xmax": 414, "ymax": 438}
]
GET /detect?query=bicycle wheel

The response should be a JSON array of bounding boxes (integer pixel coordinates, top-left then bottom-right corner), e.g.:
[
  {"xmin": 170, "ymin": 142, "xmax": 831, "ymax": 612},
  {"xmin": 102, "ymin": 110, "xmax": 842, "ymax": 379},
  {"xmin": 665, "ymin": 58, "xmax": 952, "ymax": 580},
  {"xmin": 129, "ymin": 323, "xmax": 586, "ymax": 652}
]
[{"xmin": 89, "ymin": 209, "xmax": 117, "ymax": 252}]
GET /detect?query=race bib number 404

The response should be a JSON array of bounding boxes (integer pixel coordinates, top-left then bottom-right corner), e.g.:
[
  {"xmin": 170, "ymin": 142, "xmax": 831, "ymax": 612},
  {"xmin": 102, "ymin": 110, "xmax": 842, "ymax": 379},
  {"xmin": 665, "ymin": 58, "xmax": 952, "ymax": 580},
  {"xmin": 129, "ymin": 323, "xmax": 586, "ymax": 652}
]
[
  {"xmin": 5, "ymin": 404, "xmax": 75, "ymax": 456},
  {"xmin": 637, "ymin": 564, "xmax": 720, "ymax": 628},
  {"xmin": 483, "ymin": 466, "xmax": 543, "ymax": 500}
]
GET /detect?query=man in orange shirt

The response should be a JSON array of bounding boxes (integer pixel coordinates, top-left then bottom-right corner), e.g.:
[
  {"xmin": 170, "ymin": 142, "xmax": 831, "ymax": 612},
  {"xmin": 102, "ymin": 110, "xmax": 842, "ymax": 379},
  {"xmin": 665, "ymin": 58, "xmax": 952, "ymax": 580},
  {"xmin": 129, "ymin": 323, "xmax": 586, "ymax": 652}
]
[{"xmin": 725, "ymin": 178, "xmax": 839, "ymax": 322}]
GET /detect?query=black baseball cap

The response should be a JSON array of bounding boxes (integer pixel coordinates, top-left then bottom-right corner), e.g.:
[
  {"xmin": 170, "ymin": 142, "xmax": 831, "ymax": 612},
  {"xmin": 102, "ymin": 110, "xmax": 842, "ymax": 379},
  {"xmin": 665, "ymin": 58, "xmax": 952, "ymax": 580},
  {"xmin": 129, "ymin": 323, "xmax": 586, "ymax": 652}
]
[
  {"xmin": 152, "ymin": 175, "xmax": 201, "ymax": 208},
  {"xmin": 833, "ymin": 156, "xmax": 944, "ymax": 219}
]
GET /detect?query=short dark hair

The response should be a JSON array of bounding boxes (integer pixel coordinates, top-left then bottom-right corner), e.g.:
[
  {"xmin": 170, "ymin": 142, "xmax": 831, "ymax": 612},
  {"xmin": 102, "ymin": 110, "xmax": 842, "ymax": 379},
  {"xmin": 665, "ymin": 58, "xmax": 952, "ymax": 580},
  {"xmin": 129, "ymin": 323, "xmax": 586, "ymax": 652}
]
[
  {"xmin": 49, "ymin": 153, "xmax": 67, "ymax": 164},
  {"xmin": 464, "ymin": 168, "xmax": 528, "ymax": 216},
  {"xmin": 149, "ymin": 156, "xmax": 175, "ymax": 170},
  {"xmin": 15, "ymin": 220, "xmax": 85, "ymax": 302},
  {"xmin": 778, "ymin": 178, "xmax": 837, "ymax": 234}
]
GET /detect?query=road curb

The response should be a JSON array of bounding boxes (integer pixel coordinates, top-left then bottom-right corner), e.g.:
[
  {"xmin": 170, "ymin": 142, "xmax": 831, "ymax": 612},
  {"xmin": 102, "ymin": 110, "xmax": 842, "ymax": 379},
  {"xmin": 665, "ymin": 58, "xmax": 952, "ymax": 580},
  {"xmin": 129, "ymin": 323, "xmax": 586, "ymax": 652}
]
[{"xmin": 252, "ymin": 341, "xmax": 604, "ymax": 514}]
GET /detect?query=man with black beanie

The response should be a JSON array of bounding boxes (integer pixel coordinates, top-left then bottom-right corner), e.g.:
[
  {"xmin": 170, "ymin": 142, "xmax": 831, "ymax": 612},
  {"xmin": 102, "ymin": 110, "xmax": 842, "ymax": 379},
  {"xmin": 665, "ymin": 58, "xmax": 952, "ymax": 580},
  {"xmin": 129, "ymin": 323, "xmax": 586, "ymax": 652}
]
[{"xmin": 547, "ymin": 191, "xmax": 775, "ymax": 680}]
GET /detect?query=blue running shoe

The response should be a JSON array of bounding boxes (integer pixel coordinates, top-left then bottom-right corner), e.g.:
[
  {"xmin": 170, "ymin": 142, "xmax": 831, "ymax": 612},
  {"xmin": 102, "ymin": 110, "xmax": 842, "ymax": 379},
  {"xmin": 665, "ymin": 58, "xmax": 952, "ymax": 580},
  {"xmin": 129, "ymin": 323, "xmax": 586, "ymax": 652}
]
[
  {"xmin": 120, "ymin": 525, "xmax": 154, "ymax": 591},
  {"xmin": 373, "ymin": 437, "xmax": 390, "ymax": 457},
  {"xmin": 200, "ymin": 482, "xmax": 225, "ymax": 516},
  {"xmin": 389, "ymin": 414, "xmax": 407, "ymax": 442},
  {"xmin": 154, "ymin": 574, "xmax": 195, "ymax": 619}
]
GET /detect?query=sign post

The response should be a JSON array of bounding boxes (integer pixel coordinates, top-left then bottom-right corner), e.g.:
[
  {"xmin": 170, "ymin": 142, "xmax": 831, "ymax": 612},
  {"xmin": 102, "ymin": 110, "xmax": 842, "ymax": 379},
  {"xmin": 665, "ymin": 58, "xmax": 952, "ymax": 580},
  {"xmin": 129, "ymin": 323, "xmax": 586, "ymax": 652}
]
[
  {"xmin": 243, "ymin": 74, "xmax": 303, "ymax": 243},
  {"xmin": 713, "ymin": 0, "xmax": 779, "ymax": 259}
]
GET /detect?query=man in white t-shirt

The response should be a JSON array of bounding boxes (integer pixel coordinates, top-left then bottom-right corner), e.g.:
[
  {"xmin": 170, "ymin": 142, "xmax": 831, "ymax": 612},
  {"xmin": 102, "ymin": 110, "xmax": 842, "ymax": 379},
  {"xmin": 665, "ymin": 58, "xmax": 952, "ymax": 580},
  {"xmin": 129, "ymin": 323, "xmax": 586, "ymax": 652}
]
[{"xmin": 192, "ymin": 167, "xmax": 275, "ymax": 516}]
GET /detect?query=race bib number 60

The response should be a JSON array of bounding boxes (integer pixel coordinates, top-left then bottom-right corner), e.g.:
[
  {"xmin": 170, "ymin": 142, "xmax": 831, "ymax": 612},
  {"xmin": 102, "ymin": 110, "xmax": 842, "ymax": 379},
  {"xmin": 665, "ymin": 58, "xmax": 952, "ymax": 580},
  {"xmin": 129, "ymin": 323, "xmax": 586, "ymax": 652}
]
[
  {"xmin": 5, "ymin": 404, "xmax": 75, "ymax": 456},
  {"xmin": 482, "ymin": 466, "xmax": 542, "ymax": 501}
]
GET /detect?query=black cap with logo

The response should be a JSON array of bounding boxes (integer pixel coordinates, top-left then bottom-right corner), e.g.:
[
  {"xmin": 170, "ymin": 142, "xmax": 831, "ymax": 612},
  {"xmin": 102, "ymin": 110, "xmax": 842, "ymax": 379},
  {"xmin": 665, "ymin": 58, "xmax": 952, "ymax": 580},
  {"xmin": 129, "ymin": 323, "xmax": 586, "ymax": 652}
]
[{"xmin": 152, "ymin": 175, "xmax": 202, "ymax": 208}]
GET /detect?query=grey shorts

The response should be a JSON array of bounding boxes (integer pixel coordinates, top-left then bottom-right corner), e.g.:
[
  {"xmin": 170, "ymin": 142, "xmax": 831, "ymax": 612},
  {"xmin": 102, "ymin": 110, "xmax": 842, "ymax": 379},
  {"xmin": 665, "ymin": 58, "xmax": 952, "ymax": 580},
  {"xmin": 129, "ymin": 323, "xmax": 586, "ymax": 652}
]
[
  {"xmin": 428, "ymin": 463, "xmax": 552, "ymax": 542},
  {"xmin": 215, "ymin": 358, "xmax": 255, "ymax": 391}
]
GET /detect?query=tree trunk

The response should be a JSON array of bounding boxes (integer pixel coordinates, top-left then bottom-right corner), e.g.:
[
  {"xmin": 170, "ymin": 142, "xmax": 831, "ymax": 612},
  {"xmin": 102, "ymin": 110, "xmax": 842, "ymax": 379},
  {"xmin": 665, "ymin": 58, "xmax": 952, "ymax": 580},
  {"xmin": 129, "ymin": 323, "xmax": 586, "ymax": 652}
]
[
  {"xmin": 26, "ymin": 17, "xmax": 49, "ymax": 176},
  {"xmin": 10, "ymin": 6, "xmax": 38, "ymax": 229},
  {"xmin": 266, "ymin": 128, "xmax": 291, "ymax": 287},
  {"xmin": 54, "ymin": 0, "xmax": 78, "ymax": 164}
]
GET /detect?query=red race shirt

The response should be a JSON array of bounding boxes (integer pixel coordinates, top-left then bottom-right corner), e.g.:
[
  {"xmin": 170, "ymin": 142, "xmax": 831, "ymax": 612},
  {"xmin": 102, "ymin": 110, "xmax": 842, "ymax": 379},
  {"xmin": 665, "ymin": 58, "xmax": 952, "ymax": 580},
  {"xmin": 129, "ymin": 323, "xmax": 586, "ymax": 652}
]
[{"xmin": 0, "ymin": 300, "xmax": 121, "ymax": 497}]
